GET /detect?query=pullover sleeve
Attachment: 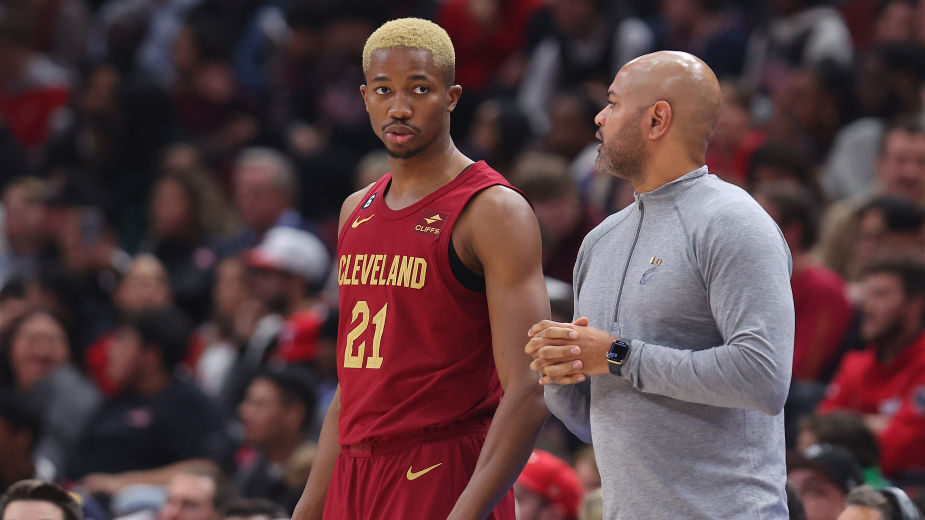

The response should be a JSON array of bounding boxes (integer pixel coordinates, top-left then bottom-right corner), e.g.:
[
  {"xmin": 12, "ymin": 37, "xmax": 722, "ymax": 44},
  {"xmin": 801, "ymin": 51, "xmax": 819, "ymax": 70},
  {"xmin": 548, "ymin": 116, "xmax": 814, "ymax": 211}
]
[{"xmin": 621, "ymin": 203, "xmax": 795, "ymax": 416}]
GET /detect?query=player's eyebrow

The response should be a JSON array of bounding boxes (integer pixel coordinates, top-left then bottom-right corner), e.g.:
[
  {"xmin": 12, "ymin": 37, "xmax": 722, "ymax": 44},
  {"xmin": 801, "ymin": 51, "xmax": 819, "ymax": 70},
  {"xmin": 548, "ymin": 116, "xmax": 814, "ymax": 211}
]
[
  {"xmin": 407, "ymin": 74, "xmax": 432, "ymax": 81},
  {"xmin": 370, "ymin": 74, "xmax": 390, "ymax": 82}
]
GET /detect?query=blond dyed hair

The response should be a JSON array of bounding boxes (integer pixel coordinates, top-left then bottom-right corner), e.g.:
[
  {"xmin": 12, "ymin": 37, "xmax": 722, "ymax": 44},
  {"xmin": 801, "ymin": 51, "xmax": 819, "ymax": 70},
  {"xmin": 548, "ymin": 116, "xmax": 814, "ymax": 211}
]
[{"xmin": 362, "ymin": 18, "xmax": 455, "ymax": 82}]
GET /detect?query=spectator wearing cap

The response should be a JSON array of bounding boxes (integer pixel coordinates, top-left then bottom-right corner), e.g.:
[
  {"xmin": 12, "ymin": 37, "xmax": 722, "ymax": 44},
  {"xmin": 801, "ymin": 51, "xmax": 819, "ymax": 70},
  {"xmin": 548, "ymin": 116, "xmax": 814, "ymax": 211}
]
[
  {"xmin": 67, "ymin": 307, "xmax": 234, "ymax": 497},
  {"xmin": 235, "ymin": 366, "xmax": 316, "ymax": 513},
  {"xmin": 515, "ymin": 450, "xmax": 584, "ymax": 520},
  {"xmin": 819, "ymin": 258, "xmax": 925, "ymax": 479},
  {"xmin": 0, "ymin": 480, "xmax": 81, "ymax": 520},
  {"xmin": 788, "ymin": 443, "xmax": 865, "ymax": 520},
  {"xmin": 213, "ymin": 148, "xmax": 322, "ymax": 259},
  {"xmin": 220, "ymin": 227, "xmax": 330, "ymax": 407},
  {"xmin": 798, "ymin": 412, "xmax": 889, "ymax": 490}
]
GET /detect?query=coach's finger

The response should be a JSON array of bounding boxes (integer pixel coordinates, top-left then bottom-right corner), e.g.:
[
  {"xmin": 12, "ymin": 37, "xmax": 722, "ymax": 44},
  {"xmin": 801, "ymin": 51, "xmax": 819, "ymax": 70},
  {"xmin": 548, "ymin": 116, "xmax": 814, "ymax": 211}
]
[
  {"xmin": 540, "ymin": 373, "xmax": 587, "ymax": 385},
  {"xmin": 537, "ymin": 345, "xmax": 580, "ymax": 360},
  {"xmin": 528, "ymin": 320, "xmax": 569, "ymax": 337}
]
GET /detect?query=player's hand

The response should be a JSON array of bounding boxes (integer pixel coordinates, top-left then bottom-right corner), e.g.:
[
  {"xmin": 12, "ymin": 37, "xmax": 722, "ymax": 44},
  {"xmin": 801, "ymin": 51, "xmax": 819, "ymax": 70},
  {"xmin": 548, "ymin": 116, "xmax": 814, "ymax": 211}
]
[{"xmin": 525, "ymin": 317, "xmax": 615, "ymax": 384}]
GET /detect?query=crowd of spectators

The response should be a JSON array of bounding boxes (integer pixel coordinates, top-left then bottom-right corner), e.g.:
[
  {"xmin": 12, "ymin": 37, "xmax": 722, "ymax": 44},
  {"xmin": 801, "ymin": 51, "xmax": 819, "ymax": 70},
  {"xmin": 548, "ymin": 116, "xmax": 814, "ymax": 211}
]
[{"xmin": 2, "ymin": 0, "xmax": 925, "ymax": 519}]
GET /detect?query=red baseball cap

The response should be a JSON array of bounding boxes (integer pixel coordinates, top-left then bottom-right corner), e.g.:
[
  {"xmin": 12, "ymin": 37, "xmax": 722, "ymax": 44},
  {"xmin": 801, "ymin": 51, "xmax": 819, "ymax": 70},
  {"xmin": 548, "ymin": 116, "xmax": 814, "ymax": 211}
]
[{"xmin": 517, "ymin": 450, "xmax": 585, "ymax": 519}]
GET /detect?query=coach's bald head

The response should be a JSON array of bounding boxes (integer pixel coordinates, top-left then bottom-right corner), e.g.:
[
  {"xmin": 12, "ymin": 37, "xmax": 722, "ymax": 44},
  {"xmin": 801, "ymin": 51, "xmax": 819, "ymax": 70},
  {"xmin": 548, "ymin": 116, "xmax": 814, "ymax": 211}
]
[{"xmin": 594, "ymin": 51, "xmax": 721, "ymax": 190}]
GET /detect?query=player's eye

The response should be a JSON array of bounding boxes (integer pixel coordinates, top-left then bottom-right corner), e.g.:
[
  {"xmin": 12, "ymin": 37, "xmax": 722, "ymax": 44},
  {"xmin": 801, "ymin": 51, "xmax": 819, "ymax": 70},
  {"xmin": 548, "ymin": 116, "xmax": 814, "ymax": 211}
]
[
  {"xmin": 413, "ymin": 86, "xmax": 430, "ymax": 94},
  {"xmin": 375, "ymin": 87, "xmax": 390, "ymax": 95}
]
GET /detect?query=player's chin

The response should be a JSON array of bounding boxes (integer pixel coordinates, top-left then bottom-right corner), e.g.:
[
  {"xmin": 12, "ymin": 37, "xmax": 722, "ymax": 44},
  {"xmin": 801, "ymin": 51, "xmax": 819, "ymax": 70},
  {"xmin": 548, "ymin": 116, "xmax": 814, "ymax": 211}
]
[{"xmin": 386, "ymin": 144, "xmax": 423, "ymax": 159}]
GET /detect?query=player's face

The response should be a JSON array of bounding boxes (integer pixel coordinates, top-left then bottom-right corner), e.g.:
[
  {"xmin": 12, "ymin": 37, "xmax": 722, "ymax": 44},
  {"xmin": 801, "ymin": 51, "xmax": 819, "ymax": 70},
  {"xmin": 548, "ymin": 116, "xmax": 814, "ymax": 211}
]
[
  {"xmin": 594, "ymin": 71, "xmax": 648, "ymax": 180},
  {"xmin": 361, "ymin": 47, "xmax": 461, "ymax": 159}
]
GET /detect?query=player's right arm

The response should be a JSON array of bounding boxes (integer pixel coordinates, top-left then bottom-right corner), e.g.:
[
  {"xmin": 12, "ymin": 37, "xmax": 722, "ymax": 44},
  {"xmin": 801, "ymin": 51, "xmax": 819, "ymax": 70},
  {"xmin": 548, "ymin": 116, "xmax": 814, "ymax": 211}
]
[{"xmin": 292, "ymin": 186, "xmax": 372, "ymax": 520}]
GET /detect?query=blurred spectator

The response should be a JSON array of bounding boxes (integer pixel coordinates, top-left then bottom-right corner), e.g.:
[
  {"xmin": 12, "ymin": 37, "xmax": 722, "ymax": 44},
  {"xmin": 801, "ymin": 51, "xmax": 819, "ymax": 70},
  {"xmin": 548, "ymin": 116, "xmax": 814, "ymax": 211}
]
[
  {"xmin": 67, "ymin": 307, "xmax": 233, "ymax": 495},
  {"xmin": 572, "ymin": 446, "xmax": 600, "ymax": 492},
  {"xmin": 755, "ymin": 186, "xmax": 851, "ymax": 382},
  {"xmin": 436, "ymin": 0, "xmax": 543, "ymax": 94},
  {"xmin": 788, "ymin": 482, "xmax": 809, "ymax": 520},
  {"xmin": 0, "ymin": 2, "xmax": 72, "ymax": 158},
  {"xmin": 577, "ymin": 487, "xmax": 602, "ymax": 520},
  {"xmin": 541, "ymin": 93, "xmax": 599, "ymax": 164},
  {"xmin": 0, "ymin": 480, "xmax": 82, "ymax": 520},
  {"xmin": 706, "ymin": 80, "xmax": 765, "ymax": 184},
  {"xmin": 513, "ymin": 153, "xmax": 602, "ymax": 283},
  {"xmin": 764, "ymin": 62, "xmax": 853, "ymax": 164},
  {"xmin": 352, "ymin": 151, "xmax": 390, "ymax": 191},
  {"xmin": 874, "ymin": 0, "xmax": 917, "ymax": 45},
  {"xmin": 746, "ymin": 144, "xmax": 822, "ymax": 205},
  {"xmin": 798, "ymin": 412, "xmax": 889, "ymax": 489},
  {"xmin": 0, "ymin": 391, "xmax": 40, "ymax": 493},
  {"xmin": 0, "ymin": 280, "xmax": 27, "ymax": 334},
  {"xmin": 160, "ymin": 465, "xmax": 231, "ymax": 520},
  {"xmin": 213, "ymin": 148, "xmax": 316, "ymax": 258},
  {"xmin": 27, "ymin": 0, "xmax": 89, "ymax": 70},
  {"xmin": 235, "ymin": 367, "xmax": 316, "ymax": 513},
  {"xmin": 743, "ymin": 0, "xmax": 853, "ymax": 97},
  {"xmin": 851, "ymin": 197, "xmax": 924, "ymax": 286},
  {"xmin": 514, "ymin": 450, "xmax": 584, "ymax": 520},
  {"xmin": 818, "ymin": 118, "xmax": 925, "ymax": 281},
  {"xmin": 818, "ymin": 258, "xmax": 925, "ymax": 479},
  {"xmin": 462, "ymin": 98, "xmax": 532, "ymax": 177},
  {"xmin": 87, "ymin": 0, "xmax": 202, "ymax": 85},
  {"xmin": 518, "ymin": 0, "xmax": 654, "ymax": 134},
  {"xmin": 788, "ymin": 443, "xmax": 865, "ymax": 520},
  {"xmin": 0, "ymin": 310, "xmax": 100, "ymax": 480},
  {"xmin": 221, "ymin": 227, "xmax": 329, "ymax": 407},
  {"xmin": 823, "ymin": 46, "xmax": 924, "ymax": 202},
  {"xmin": 142, "ymin": 170, "xmax": 229, "ymax": 322},
  {"xmin": 195, "ymin": 257, "xmax": 248, "ymax": 399},
  {"xmin": 83, "ymin": 254, "xmax": 174, "ymax": 395},
  {"xmin": 654, "ymin": 0, "xmax": 749, "ymax": 78},
  {"xmin": 220, "ymin": 498, "xmax": 284, "ymax": 520},
  {"xmin": 0, "ymin": 178, "xmax": 51, "ymax": 286},
  {"xmin": 839, "ymin": 485, "xmax": 893, "ymax": 520}
]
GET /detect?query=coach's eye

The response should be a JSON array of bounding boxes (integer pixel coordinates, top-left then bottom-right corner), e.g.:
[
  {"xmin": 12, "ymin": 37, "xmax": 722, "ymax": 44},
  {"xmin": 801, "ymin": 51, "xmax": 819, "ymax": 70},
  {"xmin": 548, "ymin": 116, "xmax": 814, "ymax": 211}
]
[
  {"xmin": 375, "ymin": 87, "xmax": 390, "ymax": 95},
  {"xmin": 413, "ymin": 86, "xmax": 430, "ymax": 94}
]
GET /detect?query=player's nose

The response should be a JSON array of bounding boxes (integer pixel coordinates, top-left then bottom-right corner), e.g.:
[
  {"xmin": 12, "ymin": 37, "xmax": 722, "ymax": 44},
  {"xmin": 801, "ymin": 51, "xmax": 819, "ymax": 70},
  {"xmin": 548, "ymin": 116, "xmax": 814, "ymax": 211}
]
[{"xmin": 387, "ymin": 93, "xmax": 413, "ymax": 120}]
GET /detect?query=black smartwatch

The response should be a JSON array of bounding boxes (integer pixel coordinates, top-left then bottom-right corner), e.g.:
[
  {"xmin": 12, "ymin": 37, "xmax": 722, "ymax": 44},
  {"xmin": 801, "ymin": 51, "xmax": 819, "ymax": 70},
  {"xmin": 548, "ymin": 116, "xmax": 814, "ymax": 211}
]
[{"xmin": 606, "ymin": 339, "xmax": 631, "ymax": 376}]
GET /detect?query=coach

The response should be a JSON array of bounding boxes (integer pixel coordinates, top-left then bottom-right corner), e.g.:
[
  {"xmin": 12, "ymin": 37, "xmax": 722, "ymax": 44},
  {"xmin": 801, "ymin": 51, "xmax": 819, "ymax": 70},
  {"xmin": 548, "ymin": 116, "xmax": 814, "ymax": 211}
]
[{"xmin": 526, "ymin": 51, "xmax": 795, "ymax": 519}]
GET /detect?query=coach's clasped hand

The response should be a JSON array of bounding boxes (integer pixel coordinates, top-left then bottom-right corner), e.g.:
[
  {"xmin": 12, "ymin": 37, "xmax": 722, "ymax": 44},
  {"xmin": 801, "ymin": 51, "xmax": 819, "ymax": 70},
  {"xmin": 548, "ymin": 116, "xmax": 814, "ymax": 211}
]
[{"xmin": 525, "ymin": 317, "xmax": 617, "ymax": 385}]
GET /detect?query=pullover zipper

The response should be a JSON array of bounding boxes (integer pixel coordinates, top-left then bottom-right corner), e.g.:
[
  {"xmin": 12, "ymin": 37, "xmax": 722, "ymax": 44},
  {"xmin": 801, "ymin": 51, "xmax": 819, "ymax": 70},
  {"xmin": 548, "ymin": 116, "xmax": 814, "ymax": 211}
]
[{"xmin": 613, "ymin": 200, "xmax": 644, "ymax": 324}]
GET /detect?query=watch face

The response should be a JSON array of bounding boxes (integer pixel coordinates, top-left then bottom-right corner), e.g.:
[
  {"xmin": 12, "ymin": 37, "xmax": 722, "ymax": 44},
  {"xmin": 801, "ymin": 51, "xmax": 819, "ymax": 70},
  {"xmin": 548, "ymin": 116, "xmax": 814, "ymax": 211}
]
[{"xmin": 607, "ymin": 340, "xmax": 630, "ymax": 364}]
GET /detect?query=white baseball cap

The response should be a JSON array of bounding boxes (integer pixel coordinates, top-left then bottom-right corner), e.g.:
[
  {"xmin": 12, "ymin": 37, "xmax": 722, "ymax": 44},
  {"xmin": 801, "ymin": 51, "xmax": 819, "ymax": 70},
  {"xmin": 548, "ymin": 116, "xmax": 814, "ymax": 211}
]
[{"xmin": 247, "ymin": 227, "xmax": 330, "ymax": 287}]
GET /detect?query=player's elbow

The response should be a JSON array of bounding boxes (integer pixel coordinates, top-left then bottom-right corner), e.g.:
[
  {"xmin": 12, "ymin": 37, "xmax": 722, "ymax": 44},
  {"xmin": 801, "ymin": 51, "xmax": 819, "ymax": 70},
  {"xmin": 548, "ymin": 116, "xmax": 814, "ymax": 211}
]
[{"xmin": 750, "ymin": 381, "xmax": 788, "ymax": 416}]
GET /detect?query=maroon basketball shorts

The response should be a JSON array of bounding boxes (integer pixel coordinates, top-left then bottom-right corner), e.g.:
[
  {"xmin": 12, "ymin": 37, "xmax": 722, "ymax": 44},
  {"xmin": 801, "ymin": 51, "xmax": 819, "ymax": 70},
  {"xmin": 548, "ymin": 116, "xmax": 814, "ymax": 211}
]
[{"xmin": 323, "ymin": 420, "xmax": 515, "ymax": 519}]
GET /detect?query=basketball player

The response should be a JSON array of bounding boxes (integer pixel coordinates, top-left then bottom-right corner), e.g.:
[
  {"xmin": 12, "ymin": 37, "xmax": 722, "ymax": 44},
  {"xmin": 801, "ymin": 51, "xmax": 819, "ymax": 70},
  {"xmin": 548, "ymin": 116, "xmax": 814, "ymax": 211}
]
[{"xmin": 292, "ymin": 18, "xmax": 550, "ymax": 520}]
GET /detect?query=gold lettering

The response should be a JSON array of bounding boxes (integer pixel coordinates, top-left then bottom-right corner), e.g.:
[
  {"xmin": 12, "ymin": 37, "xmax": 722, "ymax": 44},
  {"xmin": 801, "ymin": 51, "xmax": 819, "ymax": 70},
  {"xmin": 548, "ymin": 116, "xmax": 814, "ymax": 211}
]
[
  {"xmin": 386, "ymin": 255, "xmax": 399, "ymax": 286},
  {"xmin": 369, "ymin": 255, "xmax": 383, "ymax": 285},
  {"xmin": 410, "ymin": 258, "xmax": 427, "ymax": 289},
  {"xmin": 351, "ymin": 254, "xmax": 364, "ymax": 285},
  {"xmin": 375, "ymin": 255, "xmax": 387, "ymax": 285},
  {"xmin": 361, "ymin": 254, "xmax": 375, "ymax": 284},
  {"xmin": 398, "ymin": 256, "xmax": 414, "ymax": 287},
  {"xmin": 339, "ymin": 255, "xmax": 351, "ymax": 285}
]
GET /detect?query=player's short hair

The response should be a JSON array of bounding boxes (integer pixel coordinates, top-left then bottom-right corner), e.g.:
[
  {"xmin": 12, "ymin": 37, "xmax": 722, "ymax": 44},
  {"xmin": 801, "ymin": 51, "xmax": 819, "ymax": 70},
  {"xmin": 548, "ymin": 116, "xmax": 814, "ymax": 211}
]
[
  {"xmin": 362, "ymin": 18, "xmax": 455, "ymax": 84},
  {"xmin": 0, "ymin": 480, "xmax": 82, "ymax": 520}
]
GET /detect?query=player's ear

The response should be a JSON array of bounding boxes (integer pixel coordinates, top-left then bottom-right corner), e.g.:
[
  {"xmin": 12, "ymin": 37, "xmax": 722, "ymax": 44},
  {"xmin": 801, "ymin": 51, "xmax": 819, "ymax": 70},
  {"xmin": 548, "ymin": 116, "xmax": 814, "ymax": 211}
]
[
  {"xmin": 359, "ymin": 84, "xmax": 369, "ymax": 112},
  {"xmin": 447, "ymin": 84, "xmax": 462, "ymax": 113}
]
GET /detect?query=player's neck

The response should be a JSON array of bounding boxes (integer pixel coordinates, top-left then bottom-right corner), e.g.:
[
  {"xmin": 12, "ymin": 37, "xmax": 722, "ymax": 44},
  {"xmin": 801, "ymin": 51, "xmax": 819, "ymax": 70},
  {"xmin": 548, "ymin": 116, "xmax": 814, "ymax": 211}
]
[{"xmin": 385, "ymin": 137, "xmax": 472, "ymax": 210}]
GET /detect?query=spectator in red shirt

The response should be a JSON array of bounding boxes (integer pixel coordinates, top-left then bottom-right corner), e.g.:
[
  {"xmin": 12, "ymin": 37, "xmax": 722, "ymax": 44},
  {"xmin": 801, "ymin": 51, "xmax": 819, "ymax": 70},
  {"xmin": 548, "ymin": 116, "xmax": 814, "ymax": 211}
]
[
  {"xmin": 818, "ymin": 257, "xmax": 925, "ymax": 479},
  {"xmin": 755, "ymin": 186, "xmax": 852, "ymax": 382}
]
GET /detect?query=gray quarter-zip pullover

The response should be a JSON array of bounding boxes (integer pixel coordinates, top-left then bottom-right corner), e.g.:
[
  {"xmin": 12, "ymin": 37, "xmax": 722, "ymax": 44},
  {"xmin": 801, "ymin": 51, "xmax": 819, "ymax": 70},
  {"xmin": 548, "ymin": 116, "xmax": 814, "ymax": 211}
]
[{"xmin": 545, "ymin": 166, "xmax": 794, "ymax": 519}]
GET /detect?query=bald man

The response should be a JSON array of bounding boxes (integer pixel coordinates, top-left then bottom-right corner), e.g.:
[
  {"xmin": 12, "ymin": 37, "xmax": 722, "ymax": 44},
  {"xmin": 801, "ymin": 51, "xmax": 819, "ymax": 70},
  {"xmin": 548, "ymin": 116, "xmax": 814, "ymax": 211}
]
[{"xmin": 525, "ymin": 51, "xmax": 795, "ymax": 519}]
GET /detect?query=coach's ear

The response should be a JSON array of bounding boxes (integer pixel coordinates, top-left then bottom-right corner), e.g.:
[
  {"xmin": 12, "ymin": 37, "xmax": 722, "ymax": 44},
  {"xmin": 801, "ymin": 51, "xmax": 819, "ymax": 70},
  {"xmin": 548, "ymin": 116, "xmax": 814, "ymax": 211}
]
[{"xmin": 447, "ymin": 84, "xmax": 462, "ymax": 113}]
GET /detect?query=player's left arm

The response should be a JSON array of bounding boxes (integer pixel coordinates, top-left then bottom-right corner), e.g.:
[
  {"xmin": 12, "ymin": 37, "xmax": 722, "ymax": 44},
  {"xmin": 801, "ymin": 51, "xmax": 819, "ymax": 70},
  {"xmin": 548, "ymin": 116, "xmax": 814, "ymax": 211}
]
[{"xmin": 447, "ymin": 185, "xmax": 550, "ymax": 520}]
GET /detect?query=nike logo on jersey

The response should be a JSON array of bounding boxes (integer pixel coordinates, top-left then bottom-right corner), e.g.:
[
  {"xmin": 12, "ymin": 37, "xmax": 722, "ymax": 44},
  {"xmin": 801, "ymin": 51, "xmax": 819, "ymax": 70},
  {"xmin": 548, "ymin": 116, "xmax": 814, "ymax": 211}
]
[
  {"xmin": 352, "ymin": 214, "xmax": 374, "ymax": 228},
  {"xmin": 406, "ymin": 463, "xmax": 442, "ymax": 481}
]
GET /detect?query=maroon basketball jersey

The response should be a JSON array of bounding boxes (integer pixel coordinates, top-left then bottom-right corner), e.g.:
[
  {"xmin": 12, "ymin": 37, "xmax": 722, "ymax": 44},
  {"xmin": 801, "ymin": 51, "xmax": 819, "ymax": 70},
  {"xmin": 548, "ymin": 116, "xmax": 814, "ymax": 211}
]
[{"xmin": 335, "ymin": 161, "xmax": 519, "ymax": 445}]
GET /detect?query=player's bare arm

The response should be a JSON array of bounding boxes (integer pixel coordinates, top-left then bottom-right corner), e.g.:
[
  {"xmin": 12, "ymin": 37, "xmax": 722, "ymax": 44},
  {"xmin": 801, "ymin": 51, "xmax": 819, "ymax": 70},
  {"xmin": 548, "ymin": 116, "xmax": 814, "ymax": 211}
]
[
  {"xmin": 446, "ymin": 185, "xmax": 550, "ymax": 520},
  {"xmin": 292, "ymin": 187, "xmax": 370, "ymax": 520}
]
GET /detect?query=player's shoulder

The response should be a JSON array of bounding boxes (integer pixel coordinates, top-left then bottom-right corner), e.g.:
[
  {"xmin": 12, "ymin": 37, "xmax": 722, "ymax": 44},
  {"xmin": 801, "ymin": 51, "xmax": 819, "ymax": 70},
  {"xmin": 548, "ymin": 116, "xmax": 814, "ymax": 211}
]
[{"xmin": 339, "ymin": 182, "xmax": 379, "ymax": 231}]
